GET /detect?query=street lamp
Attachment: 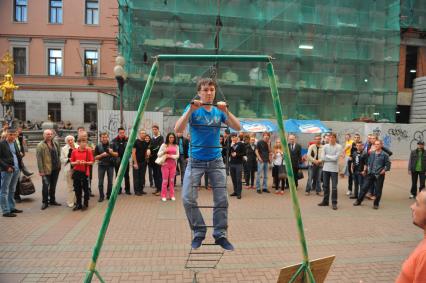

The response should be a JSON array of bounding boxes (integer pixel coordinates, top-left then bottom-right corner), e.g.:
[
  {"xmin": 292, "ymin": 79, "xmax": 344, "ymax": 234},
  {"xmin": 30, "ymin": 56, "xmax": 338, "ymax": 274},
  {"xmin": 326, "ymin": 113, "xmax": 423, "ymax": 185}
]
[{"xmin": 114, "ymin": 55, "xmax": 127, "ymax": 128}]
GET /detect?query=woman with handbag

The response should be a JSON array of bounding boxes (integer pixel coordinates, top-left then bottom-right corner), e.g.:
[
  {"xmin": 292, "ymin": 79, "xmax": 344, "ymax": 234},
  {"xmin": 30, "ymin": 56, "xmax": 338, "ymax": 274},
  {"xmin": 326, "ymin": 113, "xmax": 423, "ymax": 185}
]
[
  {"xmin": 272, "ymin": 139, "xmax": 286, "ymax": 195},
  {"xmin": 157, "ymin": 133, "xmax": 179, "ymax": 202},
  {"xmin": 70, "ymin": 138, "xmax": 94, "ymax": 211},
  {"xmin": 60, "ymin": 135, "xmax": 77, "ymax": 208}
]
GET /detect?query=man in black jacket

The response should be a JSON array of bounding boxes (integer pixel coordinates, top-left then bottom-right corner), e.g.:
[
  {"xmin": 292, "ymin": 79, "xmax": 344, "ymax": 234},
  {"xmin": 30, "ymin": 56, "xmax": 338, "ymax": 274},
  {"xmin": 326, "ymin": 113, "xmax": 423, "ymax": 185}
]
[
  {"xmin": 149, "ymin": 125, "xmax": 164, "ymax": 195},
  {"xmin": 175, "ymin": 132, "xmax": 189, "ymax": 186},
  {"xmin": 111, "ymin": 127, "xmax": 130, "ymax": 194},
  {"xmin": 132, "ymin": 130, "xmax": 149, "ymax": 195},
  {"xmin": 95, "ymin": 132, "xmax": 118, "ymax": 201},
  {"xmin": 0, "ymin": 128, "xmax": 23, "ymax": 217},
  {"xmin": 229, "ymin": 134, "xmax": 245, "ymax": 199},
  {"xmin": 286, "ymin": 134, "xmax": 302, "ymax": 188},
  {"xmin": 409, "ymin": 141, "xmax": 426, "ymax": 199}
]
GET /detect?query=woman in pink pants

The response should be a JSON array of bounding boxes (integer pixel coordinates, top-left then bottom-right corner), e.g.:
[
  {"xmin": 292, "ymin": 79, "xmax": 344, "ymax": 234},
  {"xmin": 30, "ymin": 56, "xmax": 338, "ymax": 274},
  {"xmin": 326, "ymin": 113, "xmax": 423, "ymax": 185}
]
[{"xmin": 157, "ymin": 133, "xmax": 179, "ymax": 201}]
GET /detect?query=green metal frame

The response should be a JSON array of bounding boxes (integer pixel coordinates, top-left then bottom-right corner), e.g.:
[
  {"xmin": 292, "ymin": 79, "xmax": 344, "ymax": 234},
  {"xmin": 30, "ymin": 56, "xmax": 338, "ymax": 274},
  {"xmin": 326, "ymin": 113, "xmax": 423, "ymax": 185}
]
[{"xmin": 84, "ymin": 54, "xmax": 315, "ymax": 283}]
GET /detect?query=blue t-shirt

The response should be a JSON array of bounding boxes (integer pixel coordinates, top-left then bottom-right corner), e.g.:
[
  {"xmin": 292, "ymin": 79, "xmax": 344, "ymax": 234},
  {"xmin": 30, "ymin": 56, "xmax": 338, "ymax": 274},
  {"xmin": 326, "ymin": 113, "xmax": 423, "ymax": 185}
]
[{"xmin": 185, "ymin": 105, "xmax": 227, "ymax": 161}]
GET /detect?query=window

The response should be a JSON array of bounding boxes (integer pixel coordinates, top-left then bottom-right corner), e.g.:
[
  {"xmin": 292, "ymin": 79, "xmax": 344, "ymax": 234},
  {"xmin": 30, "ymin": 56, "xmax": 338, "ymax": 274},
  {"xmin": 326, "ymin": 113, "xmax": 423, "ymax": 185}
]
[
  {"xmin": 48, "ymin": 49, "xmax": 62, "ymax": 76},
  {"xmin": 49, "ymin": 0, "xmax": 63, "ymax": 24},
  {"xmin": 85, "ymin": 0, "xmax": 99, "ymax": 25},
  {"xmin": 84, "ymin": 50, "xmax": 98, "ymax": 76},
  {"xmin": 14, "ymin": 102, "xmax": 26, "ymax": 121},
  {"xmin": 13, "ymin": 47, "xmax": 26, "ymax": 75},
  {"xmin": 404, "ymin": 46, "xmax": 418, "ymax": 89},
  {"xmin": 84, "ymin": 103, "xmax": 97, "ymax": 123},
  {"xmin": 48, "ymin": 103, "xmax": 61, "ymax": 122},
  {"xmin": 14, "ymin": 0, "xmax": 27, "ymax": 22}
]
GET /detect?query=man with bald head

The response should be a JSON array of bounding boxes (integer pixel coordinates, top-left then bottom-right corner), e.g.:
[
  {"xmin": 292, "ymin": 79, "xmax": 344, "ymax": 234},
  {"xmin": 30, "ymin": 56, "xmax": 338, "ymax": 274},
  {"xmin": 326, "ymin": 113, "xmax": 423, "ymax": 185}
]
[
  {"xmin": 36, "ymin": 129, "xmax": 61, "ymax": 210},
  {"xmin": 396, "ymin": 190, "xmax": 426, "ymax": 282}
]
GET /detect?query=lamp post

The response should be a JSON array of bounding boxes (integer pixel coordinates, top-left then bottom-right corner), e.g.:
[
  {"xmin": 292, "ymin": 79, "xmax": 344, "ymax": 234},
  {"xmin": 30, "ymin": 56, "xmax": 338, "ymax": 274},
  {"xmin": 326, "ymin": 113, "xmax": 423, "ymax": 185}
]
[{"xmin": 113, "ymin": 55, "xmax": 126, "ymax": 128}]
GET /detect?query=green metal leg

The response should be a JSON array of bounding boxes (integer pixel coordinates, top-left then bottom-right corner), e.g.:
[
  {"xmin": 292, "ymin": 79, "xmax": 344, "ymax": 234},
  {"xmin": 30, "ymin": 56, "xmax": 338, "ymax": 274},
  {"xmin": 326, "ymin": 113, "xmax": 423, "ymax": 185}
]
[
  {"xmin": 83, "ymin": 61, "xmax": 159, "ymax": 283},
  {"xmin": 266, "ymin": 61, "xmax": 315, "ymax": 283}
]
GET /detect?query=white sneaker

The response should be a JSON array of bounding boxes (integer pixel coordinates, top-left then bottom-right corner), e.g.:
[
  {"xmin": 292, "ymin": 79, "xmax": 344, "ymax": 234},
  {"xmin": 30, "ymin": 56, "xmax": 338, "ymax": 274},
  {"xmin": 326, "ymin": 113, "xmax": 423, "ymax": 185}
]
[
  {"xmin": 409, "ymin": 194, "xmax": 415, "ymax": 199},
  {"xmin": 171, "ymin": 197, "xmax": 176, "ymax": 201},
  {"xmin": 346, "ymin": 190, "xmax": 351, "ymax": 196},
  {"xmin": 161, "ymin": 198, "xmax": 167, "ymax": 202}
]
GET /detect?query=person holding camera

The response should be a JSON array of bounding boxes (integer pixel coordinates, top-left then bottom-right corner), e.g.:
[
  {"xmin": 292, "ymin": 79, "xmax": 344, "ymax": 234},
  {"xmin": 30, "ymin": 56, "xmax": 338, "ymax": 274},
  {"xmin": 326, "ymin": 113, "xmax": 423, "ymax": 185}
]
[{"xmin": 95, "ymin": 132, "xmax": 118, "ymax": 202}]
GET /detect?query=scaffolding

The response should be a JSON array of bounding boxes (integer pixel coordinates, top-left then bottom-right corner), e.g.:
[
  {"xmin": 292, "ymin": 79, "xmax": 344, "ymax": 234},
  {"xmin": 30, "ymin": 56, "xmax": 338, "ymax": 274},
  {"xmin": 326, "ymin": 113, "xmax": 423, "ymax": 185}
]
[{"xmin": 117, "ymin": 0, "xmax": 401, "ymax": 122}]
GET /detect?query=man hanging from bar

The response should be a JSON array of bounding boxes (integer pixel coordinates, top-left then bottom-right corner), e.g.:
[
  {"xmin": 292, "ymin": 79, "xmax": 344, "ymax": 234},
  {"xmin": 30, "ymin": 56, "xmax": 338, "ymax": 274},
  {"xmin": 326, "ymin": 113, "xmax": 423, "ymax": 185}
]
[{"xmin": 175, "ymin": 78, "xmax": 241, "ymax": 251}]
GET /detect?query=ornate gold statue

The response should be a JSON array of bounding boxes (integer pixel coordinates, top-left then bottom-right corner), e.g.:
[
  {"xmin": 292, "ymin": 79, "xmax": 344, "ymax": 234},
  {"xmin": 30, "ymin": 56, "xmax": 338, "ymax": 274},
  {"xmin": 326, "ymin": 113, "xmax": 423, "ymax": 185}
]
[{"xmin": 0, "ymin": 52, "xmax": 19, "ymax": 103}]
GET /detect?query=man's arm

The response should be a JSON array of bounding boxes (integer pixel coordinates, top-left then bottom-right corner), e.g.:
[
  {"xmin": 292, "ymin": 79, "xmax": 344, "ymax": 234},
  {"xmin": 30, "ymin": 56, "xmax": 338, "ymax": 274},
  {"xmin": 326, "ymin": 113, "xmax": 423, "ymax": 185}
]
[{"xmin": 36, "ymin": 144, "xmax": 45, "ymax": 175}]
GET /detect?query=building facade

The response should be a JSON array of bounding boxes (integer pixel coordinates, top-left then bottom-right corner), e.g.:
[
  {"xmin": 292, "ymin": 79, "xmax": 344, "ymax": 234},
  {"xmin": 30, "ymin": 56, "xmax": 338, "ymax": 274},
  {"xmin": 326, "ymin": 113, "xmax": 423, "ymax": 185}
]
[
  {"xmin": 0, "ymin": 0, "xmax": 118, "ymax": 127},
  {"xmin": 118, "ymin": 0, "xmax": 401, "ymax": 122}
]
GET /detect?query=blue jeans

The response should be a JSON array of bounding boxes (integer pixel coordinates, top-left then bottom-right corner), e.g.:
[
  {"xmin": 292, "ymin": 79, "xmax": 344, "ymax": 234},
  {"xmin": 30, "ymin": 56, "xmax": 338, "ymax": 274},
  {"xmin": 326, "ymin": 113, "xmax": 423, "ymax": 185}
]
[
  {"xmin": 256, "ymin": 162, "xmax": 268, "ymax": 191},
  {"xmin": 98, "ymin": 165, "xmax": 114, "ymax": 198},
  {"xmin": 182, "ymin": 157, "xmax": 228, "ymax": 240},
  {"xmin": 353, "ymin": 171, "xmax": 364, "ymax": 198},
  {"xmin": 0, "ymin": 169, "xmax": 20, "ymax": 214},
  {"xmin": 322, "ymin": 171, "xmax": 338, "ymax": 205},
  {"xmin": 306, "ymin": 165, "xmax": 322, "ymax": 193}
]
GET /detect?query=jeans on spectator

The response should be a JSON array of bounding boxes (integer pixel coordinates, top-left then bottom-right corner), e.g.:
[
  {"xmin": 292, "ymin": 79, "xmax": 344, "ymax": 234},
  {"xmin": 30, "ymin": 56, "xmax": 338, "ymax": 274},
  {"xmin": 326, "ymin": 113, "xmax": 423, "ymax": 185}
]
[
  {"xmin": 272, "ymin": 165, "xmax": 285, "ymax": 191},
  {"xmin": 42, "ymin": 169, "xmax": 60, "ymax": 204},
  {"xmin": 411, "ymin": 171, "xmax": 426, "ymax": 197},
  {"xmin": 306, "ymin": 165, "xmax": 322, "ymax": 193},
  {"xmin": 0, "ymin": 169, "xmax": 20, "ymax": 214},
  {"xmin": 347, "ymin": 159, "xmax": 353, "ymax": 191},
  {"xmin": 73, "ymin": 170, "xmax": 89, "ymax": 207},
  {"xmin": 322, "ymin": 171, "xmax": 338, "ymax": 205},
  {"xmin": 353, "ymin": 171, "xmax": 364, "ymax": 198},
  {"xmin": 133, "ymin": 162, "xmax": 147, "ymax": 194},
  {"xmin": 230, "ymin": 163, "xmax": 243, "ymax": 196},
  {"xmin": 358, "ymin": 174, "xmax": 385, "ymax": 206},
  {"xmin": 98, "ymin": 165, "xmax": 114, "ymax": 198},
  {"xmin": 182, "ymin": 158, "xmax": 228, "ymax": 240},
  {"xmin": 256, "ymin": 162, "xmax": 268, "ymax": 191},
  {"xmin": 175, "ymin": 156, "xmax": 187, "ymax": 186},
  {"xmin": 115, "ymin": 163, "xmax": 130, "ymax": 193}
]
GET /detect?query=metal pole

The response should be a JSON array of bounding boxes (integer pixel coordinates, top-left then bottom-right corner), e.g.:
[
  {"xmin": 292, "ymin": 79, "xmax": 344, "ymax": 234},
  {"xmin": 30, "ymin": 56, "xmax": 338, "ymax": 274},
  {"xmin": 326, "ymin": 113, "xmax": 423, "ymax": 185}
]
[
  {"xmin": 156, "ymin": 54, "xmax": 272, "ymax": 62},
  {"xmin": 266, "ymin": 61, "xmax": 314, "ymax": 282},
  {"xmin": 117, "ymin": 76, "xmax": 124, "ymax": 128},
  {"xmin": 83, "ymin": 61, "xmax": 159, "ymax": 283}
]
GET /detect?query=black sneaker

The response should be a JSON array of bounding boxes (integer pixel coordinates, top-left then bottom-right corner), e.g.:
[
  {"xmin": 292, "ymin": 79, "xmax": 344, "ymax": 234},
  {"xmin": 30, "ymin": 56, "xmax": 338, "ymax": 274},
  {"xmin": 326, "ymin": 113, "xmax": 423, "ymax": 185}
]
[
  {"xmin": 263, "ymin": 190, "xmax": 271, "ymax": 193},
  {"xmin": 256, "ymin": 190, "xmax": 262, "ymax": 194},
  {"xmin": 191, "ymin": 237, "xmax": 205, "ymax": 249},
  {"xmin": 318, "ymin": 202, "xmax": 329, "ymax": 206},
  {"xmin": 353, "ymin": 201, "xmax": 361, "ymax": 206},
  {"xmin": 229, "ymin": 193, "xmax": 238, "ymax": 197},
  {"xmin": 49, "ymin": 201, "xmax": 62, "ymax": 206},
  {"xmin": 215, "ymin": 237, "xmax": 234, "ymax": 251},
  {"xmin": 11, "ymin": 209, "xmax": 23, "ymax": 213},
  {"xmin": 332, "ymin": 204, "xmax": 338, "ymax": 210},
  {"xmin": 3, "ymin": 212, "xmax": 16, "ymax": 217}
]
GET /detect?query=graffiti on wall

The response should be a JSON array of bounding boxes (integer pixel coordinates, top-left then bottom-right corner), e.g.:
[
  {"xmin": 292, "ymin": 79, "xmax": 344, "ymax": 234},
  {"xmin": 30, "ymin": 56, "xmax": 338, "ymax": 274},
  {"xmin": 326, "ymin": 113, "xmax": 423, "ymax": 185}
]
[
  {"xmin": 410, "ymin": 130, "xmax": 426, "ymax": 151},
  {"xmin": 387, "ymin": 126, "xmax": 409, "ymax": 142}
]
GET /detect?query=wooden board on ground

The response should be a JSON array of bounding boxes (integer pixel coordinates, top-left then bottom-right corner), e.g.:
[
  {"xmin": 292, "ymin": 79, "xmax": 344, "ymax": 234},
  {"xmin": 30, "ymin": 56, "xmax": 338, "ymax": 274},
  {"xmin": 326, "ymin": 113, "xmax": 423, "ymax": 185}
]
[{"xmin": 277, "ymin": 255, "xmax": 335, "ymax": 283}]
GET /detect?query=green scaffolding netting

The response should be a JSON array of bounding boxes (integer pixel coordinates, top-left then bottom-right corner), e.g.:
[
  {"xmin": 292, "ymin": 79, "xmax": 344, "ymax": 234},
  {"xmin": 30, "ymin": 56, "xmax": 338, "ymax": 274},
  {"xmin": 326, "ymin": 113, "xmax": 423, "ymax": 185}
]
[{"xmin": 117, "ymin": 0, "xmax": 405, "ymax": 122}]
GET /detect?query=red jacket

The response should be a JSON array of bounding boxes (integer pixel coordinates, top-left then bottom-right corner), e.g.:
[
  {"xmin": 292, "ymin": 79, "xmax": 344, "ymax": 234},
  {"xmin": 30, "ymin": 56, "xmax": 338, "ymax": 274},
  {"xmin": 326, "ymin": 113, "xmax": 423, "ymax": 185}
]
[{"xmin": 71, "ymin": 148, "xmax": 94, "ymax": 176}]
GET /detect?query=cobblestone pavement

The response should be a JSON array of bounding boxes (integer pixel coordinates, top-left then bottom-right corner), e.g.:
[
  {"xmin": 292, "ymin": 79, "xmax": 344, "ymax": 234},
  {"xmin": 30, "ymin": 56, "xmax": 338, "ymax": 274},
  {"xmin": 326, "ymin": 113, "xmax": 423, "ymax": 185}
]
[{"xmin": 0, "ymin": 152, "xmax": 419, "ymax": 282}]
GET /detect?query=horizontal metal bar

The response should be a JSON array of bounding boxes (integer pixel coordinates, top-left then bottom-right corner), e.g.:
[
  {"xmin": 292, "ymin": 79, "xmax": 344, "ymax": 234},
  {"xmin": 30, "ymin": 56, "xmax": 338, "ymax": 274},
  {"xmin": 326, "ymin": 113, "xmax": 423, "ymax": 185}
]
[
  {"xmin": 187, "ymin": 259, "xmax": 218, "ymax": 262},
  {"xmin": 190, "ymin": 102, "xmax": 228, "ymax": 107},
  {"xmin": 201, "ymin": 243, "xmax": 219, "ymax": 246},
  {"xmin": 191, "ymin": 145, "xmax": 222, "ymax": 148},
  {"xmin": 195, "ymin": 206, "xmax": 228, "ymax": 209},
  {"xmin": 185, "ymin": 266, "xmax": 217, "ymax": 269},
  {"xmin": 190, "ymin": 252, "xmax": 224, "ymax": 255},
  {"xmin": 191, "ymin": 186, "xmax": 227, "ymax": 188},
  {"xmin": 190, "ymin": 124, "xmax": 229, "ymax": 129},
  {"xmin": 156, "ymin": 54, "xmax": 272, "ymax": 62},
  {"xmin": 192, "ymin": 225, "xmax": 214, "ymax": 229}
]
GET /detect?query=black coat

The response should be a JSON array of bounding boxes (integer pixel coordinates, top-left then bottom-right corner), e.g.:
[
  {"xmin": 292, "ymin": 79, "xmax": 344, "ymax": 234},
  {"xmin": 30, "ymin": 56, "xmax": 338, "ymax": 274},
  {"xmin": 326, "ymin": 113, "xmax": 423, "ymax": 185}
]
[
  {"xmin": 288, "ymin": 143, "xmax": 302, "ymax": 169},
  {"xmin": 229, "ymin": 142, "xmax": 245, "ymax": 165},
  {"xmin": 0, "ymin": 140, "xmax": 23, "ymax": 172},
  {"xmin": 245, "ymin": 143, "xmax": 257, "ymax": 170}
]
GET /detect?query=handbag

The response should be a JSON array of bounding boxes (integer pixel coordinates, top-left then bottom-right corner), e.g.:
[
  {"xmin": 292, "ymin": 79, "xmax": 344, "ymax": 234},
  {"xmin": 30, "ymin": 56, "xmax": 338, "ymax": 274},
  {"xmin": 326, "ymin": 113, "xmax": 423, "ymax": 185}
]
[
  {"xmin": 20, "ymin": 176, "xmax": 35, "ymax": 195},
  {"xmin": 155, "ymin": 154, "xmax": 166, "ymax": 165}
]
